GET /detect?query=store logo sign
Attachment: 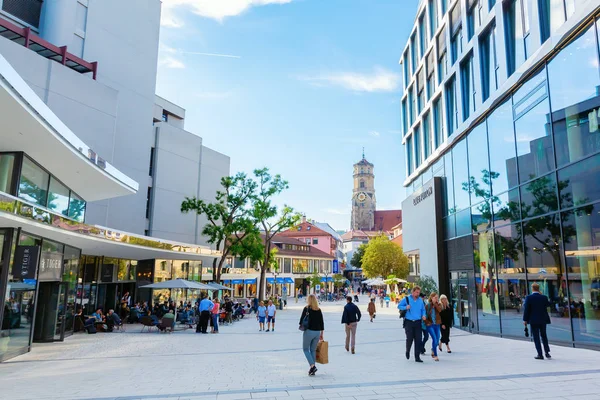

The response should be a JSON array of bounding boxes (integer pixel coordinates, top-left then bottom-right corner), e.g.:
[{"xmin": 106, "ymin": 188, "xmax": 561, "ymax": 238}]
[
  {"xmin": 413, "ymin": 186, "xmax": 433, "ymax": 206},
  {"xmin": 12, "ymin": 246, "xmax": 40, "ymax": 280}
]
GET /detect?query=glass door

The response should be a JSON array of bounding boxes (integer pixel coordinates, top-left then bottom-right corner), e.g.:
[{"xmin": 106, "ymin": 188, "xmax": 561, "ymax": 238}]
[
  {"xmin": 53, "ymin": 283, "xmax": 67, "ymax": 341},
  {"xmin": 450, "ymin": 271, "xmax": 477, "ymax": 332}
]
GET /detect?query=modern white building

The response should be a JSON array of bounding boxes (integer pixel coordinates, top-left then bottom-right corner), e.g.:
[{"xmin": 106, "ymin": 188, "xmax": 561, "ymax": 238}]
[{"xmin": 400, "ymin": 0, "xmax": 600, "ymax": 349}]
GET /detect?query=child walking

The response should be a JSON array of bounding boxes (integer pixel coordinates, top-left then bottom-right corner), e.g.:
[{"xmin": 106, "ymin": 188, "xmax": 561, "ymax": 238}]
[{"xmin": 257, "ymin": 301, "xmax": 267, "ymax": 331}]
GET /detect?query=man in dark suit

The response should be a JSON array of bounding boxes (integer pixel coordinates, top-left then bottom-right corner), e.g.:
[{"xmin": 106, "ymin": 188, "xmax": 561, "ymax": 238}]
[{"xmin": 523, "ymin": 283, "xmax": 552, "ymax": 360}]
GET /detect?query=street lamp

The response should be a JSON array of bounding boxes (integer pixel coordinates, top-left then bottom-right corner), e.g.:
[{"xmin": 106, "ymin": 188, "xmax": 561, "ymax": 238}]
[{"xmin": 273, "ymin": 269, "xmax": 278, "ymax": 297}]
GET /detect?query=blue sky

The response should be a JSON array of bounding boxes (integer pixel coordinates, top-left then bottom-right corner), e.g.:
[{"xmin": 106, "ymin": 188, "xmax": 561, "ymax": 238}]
[{"xmin": 156, "ymin": 0, "xmax": 419, "ymax": 231}]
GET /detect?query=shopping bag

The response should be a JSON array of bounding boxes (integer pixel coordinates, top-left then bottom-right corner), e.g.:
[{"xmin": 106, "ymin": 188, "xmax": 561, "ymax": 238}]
[{"xmin": 316, "ymin": 340, "xmax": 329, "ymax": 364}]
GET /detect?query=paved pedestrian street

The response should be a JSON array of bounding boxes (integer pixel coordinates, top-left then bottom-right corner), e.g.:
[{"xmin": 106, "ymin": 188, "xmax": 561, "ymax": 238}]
[{"xmin": 1, "ymin": 297, "xmax": 599, "ymax": 400}]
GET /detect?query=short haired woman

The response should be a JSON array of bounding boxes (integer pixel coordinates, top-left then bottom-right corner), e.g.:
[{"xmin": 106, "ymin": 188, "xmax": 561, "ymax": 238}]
[
  {"xmin": 300, "ymin": 294, "xmax": 325, "ymax": 376},
  {"xmin": 425, "ymin": 292, "xmax": 442, "ymax": 361},
  {"xmin": 439, "ymin": 294, "xmax": 452, "ymax": 353}
]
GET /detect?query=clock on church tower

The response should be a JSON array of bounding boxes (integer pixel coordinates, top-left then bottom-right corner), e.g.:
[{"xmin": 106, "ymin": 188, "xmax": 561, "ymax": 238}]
[{"xmin": 351, "ymin": 152, "xmax": 376, "ymax": 231}]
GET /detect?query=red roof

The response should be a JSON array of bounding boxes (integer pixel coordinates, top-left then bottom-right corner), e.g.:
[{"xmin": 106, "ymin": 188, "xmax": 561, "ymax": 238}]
[
  {"xmin": 279, "ymin": 222, "xmax": 330, "ymax": 238},
  {"xmin": 373, "ymin": 210, "xmax": 402, "ymax": 232},
  {"xmin": 263, "ymin": 234, "xmax": 334, "ymax": 259}
]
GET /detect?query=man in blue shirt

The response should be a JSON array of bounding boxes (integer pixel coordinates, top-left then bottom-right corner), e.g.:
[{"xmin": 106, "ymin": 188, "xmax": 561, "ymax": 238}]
[
  {"xmin": 398, "ymin": 286, "xmax": 427, "ymax": 362},
  {"xmin": 196, "ymin": 294, "xmax": 214, "ymax": 334}
]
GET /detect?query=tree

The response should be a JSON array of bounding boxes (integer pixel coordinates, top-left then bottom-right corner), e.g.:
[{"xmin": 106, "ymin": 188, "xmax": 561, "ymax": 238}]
[
  {"xmin": 181, "ymin": 172, "xmax": 260, "ymax": 282},
  {"xmin": 332, "ymin": 273, "xmax": 346, "ymax": 289},
  {"xmin": 350, "ymin": 244, "xmax": 367, "ymax": 269},
  {"xmin": 251, "ymin": 168, "xmax": 302, "ymax": 300},
  {"xmin": 361, "ymin": 235, "xmax": 409, "ymax": 279},
  {"xmin": 414, "ymin": 275, "xmax": 438, "ymax": 297},
  {"xmin": 307, "ymin": 271, "xmax": 322, "ymax": 289}
]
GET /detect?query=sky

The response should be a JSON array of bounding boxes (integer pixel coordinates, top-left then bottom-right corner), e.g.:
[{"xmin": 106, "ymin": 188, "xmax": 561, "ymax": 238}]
[{"xmin": 156, "ymin": 0, "xmax": 420, "ymax": 231}]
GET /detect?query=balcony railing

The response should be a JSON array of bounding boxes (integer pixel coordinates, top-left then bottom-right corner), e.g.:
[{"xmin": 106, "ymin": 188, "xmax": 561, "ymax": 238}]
[{"xmin": 0, "ymin": 16, "xmax": 98, "ymax": 79}]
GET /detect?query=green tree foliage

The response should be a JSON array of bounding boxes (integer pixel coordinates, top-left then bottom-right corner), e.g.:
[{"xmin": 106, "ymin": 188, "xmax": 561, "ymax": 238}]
[
  {"xmin": 414, "ymin": 275, "xmax": 438, "ymax": 297},
  {"xmin": 333, "ymin": 273, "xmax": 346, "ymax": 288},
  {"xmin": 361, "ymin": 235, "xmax": 409, "ymax": 279},
  {"xmin": 350, "ymin": 244, "xmax": 367, "ymax": 269},
  {"xmin": 181, "ymin": 172, "xmax": 260, "ymax": 282},
  {"xmin": 307, "ymin": 271, "xmax": 322, "ymax": 289},
  {"xmin": 251, "ymin": 168, "xmax": 302, "ymax": 300}
]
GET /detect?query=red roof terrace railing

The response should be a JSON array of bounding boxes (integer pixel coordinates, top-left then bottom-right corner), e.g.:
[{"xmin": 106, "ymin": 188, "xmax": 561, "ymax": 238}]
[{"xmin": 0, "ymin": 17, "xmax": 98, "ymax": 79}]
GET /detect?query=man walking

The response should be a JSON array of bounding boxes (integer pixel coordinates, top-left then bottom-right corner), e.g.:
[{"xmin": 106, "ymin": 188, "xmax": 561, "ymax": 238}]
[
  {"xmin": 341, "ymin": 296, "xmax": 361, "ymax": 354},
  {"xmin": 197, "ymin": 294, "xmax": 214, "ymax": 334},
  {"xmin": 523, "ymin": 283, "xmax": 552, "ymax": 360},
  {"xmin": 266, "ymin": 299, "xmax": 276, "ymax": 332},
  {"xmin": 398, "ymin": 286, "xmax": 427, "ymax": 363}
]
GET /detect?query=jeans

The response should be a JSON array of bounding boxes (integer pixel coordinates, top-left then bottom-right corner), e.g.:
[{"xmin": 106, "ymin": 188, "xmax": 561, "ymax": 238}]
[
  {"xmin": 302, "ymin": 329, "xmax": 321, "ymax": 366},
  {"xmin": 531, "ymin": 323, "xmax": 550, "ymax": 356},
  {"xmin": 421, "ymin": 327, "xmax": 429, "ymax": 353},
  {"xmin": 345, "ymin": 322, "xmax": 357, "ymax": 349},
  {"xmin": 212, "ymin": 314, "xmax": 219, "ymax": 332},
  {"xmin": 427, "ymin": 324, "xmax": 441, "ymax": 356},
  {"xmin": 404, "ymin": 320, "xmax": 423, "ymax": 360}
]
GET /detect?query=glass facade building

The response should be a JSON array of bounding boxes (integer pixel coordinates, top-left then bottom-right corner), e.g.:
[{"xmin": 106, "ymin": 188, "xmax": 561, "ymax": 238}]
[{"xmin": 400, "ymin": 0, "xmax": 600, "ymax": 348}]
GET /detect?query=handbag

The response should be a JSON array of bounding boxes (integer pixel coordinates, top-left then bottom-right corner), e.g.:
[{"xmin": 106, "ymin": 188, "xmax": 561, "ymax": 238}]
[
  {"xmin": 299, "ymin": 309, "xmax": 310, "ymax": 331},
  {"xmin": 316, "ymin": 340, "xmax": 329, "ymax": 364}
]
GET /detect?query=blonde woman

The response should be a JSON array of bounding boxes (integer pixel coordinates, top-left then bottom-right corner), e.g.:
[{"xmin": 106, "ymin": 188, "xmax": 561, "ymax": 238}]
[
  {"xmin": 425, "ymin": 292, "xmax": 442, "ymax": 361},
  {"xmin": 439, "ymin": 294, "xmax": 453, "ymax": 353},
  {"xmin": 299, "ymin": 294, "xmax": 325, "ymax": 376}
]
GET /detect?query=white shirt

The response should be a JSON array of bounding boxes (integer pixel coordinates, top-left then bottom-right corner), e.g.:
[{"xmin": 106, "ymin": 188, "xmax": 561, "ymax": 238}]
[{"xmin": 267, "ymin": 305, "xmax": 276, "ymax": 316}]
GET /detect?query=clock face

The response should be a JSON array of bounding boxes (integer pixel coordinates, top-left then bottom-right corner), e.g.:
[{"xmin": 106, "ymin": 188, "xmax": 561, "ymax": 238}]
[{"xmin": 357, "ymin": 192, "xmax": 367, "ymax": 201}]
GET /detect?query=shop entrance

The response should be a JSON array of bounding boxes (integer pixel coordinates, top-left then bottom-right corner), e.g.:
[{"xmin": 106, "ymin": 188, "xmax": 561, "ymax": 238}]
[
  {"xmin": 33, "ymin": 282, "xmax": 72, "ymax": 342},
  {"xmin": 450, "ymin": 271, "xmax": 477, "ymax": 332},
  {"xmin": 97, "ymin": 283, "xmax": 118, "ymax": 313}
]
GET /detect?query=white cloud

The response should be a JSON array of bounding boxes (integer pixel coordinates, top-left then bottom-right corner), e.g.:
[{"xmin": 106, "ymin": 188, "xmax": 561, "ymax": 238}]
[
  {"xmin": 300, "ymin": 67, "xmax": 400, "ymax": 93},
  {"xmin": 369, "ymin": 131, "xmax": 380, "ymax": 138},
  {"xmin": 159, "ymin": 56, "xmax": 186, "ymax": 69},
  {"xmin": 388, "ymin": 130, "xmax": 403, "ymax": 135},
  {"xmin": 161, "ymin": 0, "xmax": 293, "ymax": 24}
]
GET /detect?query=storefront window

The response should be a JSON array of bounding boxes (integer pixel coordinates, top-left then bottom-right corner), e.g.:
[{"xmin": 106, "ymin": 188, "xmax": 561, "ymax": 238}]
[
  {"xmin": 471, "ymin": 200, "xmax": 491, "ymax": 233},
  {"xmin": 284, "ymin": 258, "xmax": 291, "ymax": 273},
  {"xmin": 18, "ymin": 156, "xmax": 49, "ymax": 206},
  {"xmin": 452, "ymin": 138, "xmax": 470, "ymax": 212},
  {"xmin": 495, "ymin": 224, "xmax": 527, "ymax": 337},
  {"xmin": 523, "ymin": 215, "xmax": 572, "ymax": 342},
  {"xmin": 473, "ymin": 230, "xmax": 501, "ymax": 334},
  {"xmin": 293, "ymin": 259, "xmax": 309, "ymax": 274},
  {"xmin": 562, "ymin": 203, "xmax": 600, "ymax": 345},
  {"xmin": 0, "ymin": 153, "xmax": 15, "ymax": 194},
  {"xmin": 520, "ymin": 173, "xmax": 558, "ymax": 219},
  {"xmin": 443, "ymin": 152, "xmax": 455, "ymax": 215},
  {"xmin": 492, "ymin": 188, "xmax": 521, "ymax": 227},
  {"xmin": 550, "ymin": 25, "xmax": 600, "ymax": 167},
  {"xmin": 456, "ymin": 208, "xmax": 472, "ymax": 237},
  {"xmin": 467, "ymin": 123, "xmax": 491, "ymax": 205},
  {"xmin": 47, "ymin": 177, "xmax": 70, "ymax": 216},
  {"xmin": 487, "ymin": 100, "xmax": 519, "ymax": 194},
  {"xmin": 558, "ymin": 153, "xmax": 600, "ymax": 210}
]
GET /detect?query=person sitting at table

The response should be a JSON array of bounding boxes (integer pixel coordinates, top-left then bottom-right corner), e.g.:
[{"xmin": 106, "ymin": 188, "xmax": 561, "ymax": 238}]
[
  {"xmin": 91, "ymin": 308, "xmax": 104, "ymax": 322},
  {"xmin": 106, "ymin": 309, "xmax": 122, "ymax": 332},
  {"xmin": 158, "ymin": 309, "xmax": 176, "ymax": 332}
]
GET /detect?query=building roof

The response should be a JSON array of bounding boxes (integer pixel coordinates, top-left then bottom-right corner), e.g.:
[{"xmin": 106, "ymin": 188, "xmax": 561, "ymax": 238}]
[
  {"xmin": 313, "ymin": 221, "xmax": 342, "ymax": 242},
  {"xmin": 267, "ymin": 234, "xmax": 334, "ymax": 259},
  {"xmin": 341, "ymin": 230, "xmax": 386, "ymax": 242},
  {"xmin": 373, "ymin": 210, "xmax": 402, "ymax": 232},
  {"xmin": 279, "ymin": 221, "xmax": 329, "ymax": 238},
  {"xmin": 355, "ymin": 157, "xmax": 373, "ymax": 166}
]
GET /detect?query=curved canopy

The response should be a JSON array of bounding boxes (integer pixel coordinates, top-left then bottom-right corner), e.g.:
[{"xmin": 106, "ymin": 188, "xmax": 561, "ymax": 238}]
[{"xmin": 140, "ymin": 279, "xmax": 213, "ymax": 290}]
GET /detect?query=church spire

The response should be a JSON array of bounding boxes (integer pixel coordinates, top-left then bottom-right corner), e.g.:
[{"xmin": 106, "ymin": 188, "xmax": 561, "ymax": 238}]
[{"xmin": 362, "ymin": 147, "xmax": 365, "ymax": 160}]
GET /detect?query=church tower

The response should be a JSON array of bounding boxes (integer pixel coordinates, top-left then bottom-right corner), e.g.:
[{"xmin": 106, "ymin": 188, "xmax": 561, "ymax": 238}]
[{"xmin": 351, "ymin": 151, "xmax": 376, "ymax": 230}]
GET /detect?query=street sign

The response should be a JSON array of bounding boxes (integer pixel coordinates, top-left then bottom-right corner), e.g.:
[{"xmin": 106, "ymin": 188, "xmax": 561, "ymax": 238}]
[{"xmin": 332, "ymin": 260, "xmax": 339, "ymax": 274}]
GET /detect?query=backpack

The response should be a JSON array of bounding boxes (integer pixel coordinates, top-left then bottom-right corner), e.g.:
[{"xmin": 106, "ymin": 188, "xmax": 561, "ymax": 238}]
[{"xmin": 399, "ymin": 297, "xmax": 410, "ymax": 319}]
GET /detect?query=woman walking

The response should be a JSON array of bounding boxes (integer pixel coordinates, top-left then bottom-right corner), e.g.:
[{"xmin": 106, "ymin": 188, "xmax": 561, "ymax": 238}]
[
  {"xmin": 211, "ymin": 298, "xmax": 220, "ymax": 334},
  {"xmin": 425, "ymin": 292, "xmax": 442, "ymax": 361},
  {"xmin": 367, "ymin": 297, "xmax": 376, "ymax": 322},
  {"xmin": 299, "ymin": 294, "xmax": 324, "ymax": 376},
  {"xmin": 439, "ymin": 294, "xmax": 452, "ymax": 353}
]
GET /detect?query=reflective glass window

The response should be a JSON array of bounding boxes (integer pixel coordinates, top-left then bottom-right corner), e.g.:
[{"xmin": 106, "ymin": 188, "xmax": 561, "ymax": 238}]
[
  {"xmin": 473, "ymin": 230, "xmax": 501, "ymax": 334},
  {"xmin": 561, "ymin": 203, "xmax": 600, "ymax": 346},
  {"xmin": 472, "ymin": 200, "xmax": 492, "ymax": 233},
  {"xmin": 487, "ymin": 101, "xmax": 518, "ymax": 194},
  {"xmin": 479, "ymin": 24, "xmax": 498, "ymax": 102},
  {"xmin": 68, "ymin": 193, "xmax": 86, "ymax": 223},
  {"xmin": 0, "ymin": 153, "xmax": 15, "ymax": 194},
  {"xmin": 443, "ymin": 152, "xmax": 455, "ymax": 214},
  {"xmin": 18, "ymin": 156, "xmax": 49, "ymax": 206},
  {"xmin": 48, "ymin": 177, "xmax": 70, "ymax": 216},
  {"xmin": 444, "ymin": 215, "xmax": 456, "ymax": 240},
  {"xmin": 445, "ymin": 75, "xmax": 457, "ymax": 135},
  {"xmin": 456, "ymin": 208, "xmax": 472, "ymax": 237},
  {"xmin": 520, "ymin": 173, "xmax": 558, "ymax": 219},
  {"xmin": 452, "ymin": 138, "xmax": 470, "ymax": 212},
  {"xmin": 503, "ymin": 0, "xmax": 526, "ymax": 77},
  {"xmin": 433, "ymin": 97, "xmax": 444, "ymax": 149},
  {"xmin": 549, "ymin": 23, "xmax": 600, "ymax": 167},
  {"xmin": 429, "ymin": 0, "xmax": 437, "ymax": 40},
  {"xmin": 423, "ymin": 113, "xmax": 432, "ymax": 160},
  {"xmin": 495, "ymin": 224, "xmax": 527, "ymax": 337},
  {"xmin": 492, "ymin": 188, "xmax": 521, "ymax": 226},
  {"xmin": 467, "ymin": 123, "xmax": 490, "ymax": 205},
  {"xmin": 558, "ymin": 153, "xmax": 600, "ymax": 210},
  {"xmin": 419, "ymin": 13, "xmax": 427, "ymax": 59},
  {"xmin": 514, "ymin": 98, "xmax": 554, "ymax": 183},
  {"xmin": 415, "ymin": 126, "xmax": 422, "ymax": 168},
  {"xmin": 402, "ymin": 98, "xmax": 408, "ymax": 134},
  {"xmin": 460, "ymin": 53, "xmax": 475, "ymax": 121},
  {"xmin": 523, "ymin": 214, "xmax": 572, "ymax": 342},
  {"xmin": 411, "ymin": 33, "xmax": 417, "ymax": 73},
  {"xmin": 407, "ymin": 136, "xmax": 414, "ymax": 175}
]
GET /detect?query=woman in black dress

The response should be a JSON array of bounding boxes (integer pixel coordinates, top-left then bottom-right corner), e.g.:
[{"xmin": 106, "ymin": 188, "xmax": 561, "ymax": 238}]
[{"xmin": 439, "ymin": 294, "xmax": 453, "ymax": 353}]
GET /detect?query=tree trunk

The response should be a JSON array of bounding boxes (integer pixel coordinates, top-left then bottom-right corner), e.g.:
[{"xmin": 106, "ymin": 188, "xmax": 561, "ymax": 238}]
[
  {"xmin": 212, "ymin": 257, "xmax": 218, "ymax": 282},
  {"xmin": 258, "ymin": 244, "xmax": 272, "ymax": 300}
]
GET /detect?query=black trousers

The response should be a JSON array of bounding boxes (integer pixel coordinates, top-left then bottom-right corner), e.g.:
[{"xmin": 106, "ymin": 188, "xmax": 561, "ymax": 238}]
[
  {"xmin": 531, "ymin": 323, "xmax": 550, "ymax": 356},
  {"xmin": 404, "ymin": 320, "xmax": 422, "ymax": 359},
  {"xmin": 440, "ymin": 325, "xmax": 451, "ymax": 344},
  {"xmin": 199, "ymin": 311, "xmax": 211, "ymax": 333}
]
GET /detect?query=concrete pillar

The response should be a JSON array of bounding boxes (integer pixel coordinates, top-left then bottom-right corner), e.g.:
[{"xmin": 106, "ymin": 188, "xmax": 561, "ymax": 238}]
[{"xmin": 39, "ymin": 0, "xmax": 77, "ymax": 48}]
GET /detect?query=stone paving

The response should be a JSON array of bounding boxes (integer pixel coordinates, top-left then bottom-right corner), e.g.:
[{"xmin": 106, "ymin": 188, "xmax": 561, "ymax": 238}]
[{"xmin": 1, "ymin": 296, "xmax": 599, "ymax": 400}]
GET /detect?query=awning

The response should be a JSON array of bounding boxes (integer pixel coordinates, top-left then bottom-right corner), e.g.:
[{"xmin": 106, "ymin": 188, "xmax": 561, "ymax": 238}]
[
  {"xmin": 140, "ymin": 279, "xmax": 213, "ymax": 290},
  {"xmin": 231, "ymin": 279, "xmax": 244, "ymax": 284},
  {"xmin": 223, "ymin": 280, "xmax": 231, "ymax": 284},
  {"xmin": 244, "ymin": 278, "xmax": 257, "ymax": 284},
  {"xmin": 276, "ymin": 277, "xmax": 285, "ymax": 284},
  {"xmin": 266, "ymin": 278, "xmax": 275, "ymax": 284},
  {"xmin": 284, "ymin": 277, "xmax": 294, "ymax": 284},
  {"xmin": 320, "ymin": 277, "xmax": 333, "ymax": 282},
  {"xmin": 206, "ymin": 283, "xmax": 232, "ymax": 291}
]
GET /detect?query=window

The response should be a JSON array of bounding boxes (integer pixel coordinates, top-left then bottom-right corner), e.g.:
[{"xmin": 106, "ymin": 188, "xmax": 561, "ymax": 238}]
[
  {"xmin": 48, "ymin": 177, "xmax": 70, "ymax": 216},
  {"xmin": 443, "ymin": 152, "xmax": 455, "ymax": 214},
  {"xmin": 307, "ymin": 226, "xmax": 311, "ymax": 230},
  {"xmin": 360, "ymin": 180, "xmax": 365, "ymax": 189},
  {"xmin": 548, "ymin": 23, "xmax": 600, "ymax": 167},
  {"xmin": 474, "ymin": 230, "xmax": 500, "ymax": 334},
  {"xmin": 479, "ymin": 23, "xmax": 498, "ymax": 102},
  {"xmin": 19, "ymin": 156, "xmax": 49, "ymax": 206},
  {"xmin": 161, "ymin": 111, "xmax": 168, "ymax": 122},
  {"xmin": 538, "ymin": 0, "xmax": 573, "ymax": 43},
  {"xmin": 426, "ymin": 50, "xmax": 435, "ymax": 100},
  {"xmin": 467, "ymin": 0, "xmax": 480, "ymax": 40},
  {"xmin": 313, "ymin": 238, "xmax": 319, "ymax": 245},
  {"xmin": 452, "ymin": 138, "xmax": 470, "ymax": 211},
  {"xmin": 460, "ymin": 53, "xmax": 475, "ymax": 121},
  {"xmin": 403, "ymin": 53, "xmax": 409, "ymax": 89},
  {"xmin": 408, "ymin": 85, "xmax": 415, "ymax": 126},
  {"xmin": 407, "ymin": 136, "xmax": 414, "ymax": 175},
  {"xmin": 423, "ymin": 112, "xmax": 432, "ymax": 159},
  {"xmin": 520, "ymin": 174, "xmax": 558, "ymax": 218},
  {"xmin": 433, "ymin": 97, "xmax": 444, "ymax": 149},
  {"xmin": 437, "ymin": 27, "xmax": 447, "ymax": 84},
  {"xmin": 402, "ymin": 98, "xmax": 408, "ymax": 134},
  {"xmin": 504, "ymin": 0, "xmax": 526, "ymax": 77},
  {"xmin": 428, "ymin": 0, "xmax": 438, "ymax": 39},
  {"xmin": 419, "ymin": 12, "xmax": 428, "ymax": 59},
  {"xmin": 68, "ymin": 192, "xmax": 85, "ymax": 222},
  {"xmin": 441, "ymin": 0, "xmax": 448, "ymax": 14},
  {"xmin": 445, "ymin": 75, "xmax": 458, "ymax": 135},
  {"xmin": 487, "ymin": 100, "xmax": 519, "ymax": 194},
  {"xmin": 450, "ymin": 2, "xmax": 462, "ymax": 64},
  {"xmin": 417, "ymin": 68, "xmax": 425, "ymax": 114},
  {"xmin": 489, "ymin": 0, "xmax": 496, "ymax": 10},
  {"xmin": 0, "ymin": 153, "xmax": 15, "ymax": 193},
  {"xmin": 414, "ymin": 125, "xmax": 422, "ymax": 168},
  {"xmin": 467, "ymin": 123, "xmax": 490, "ymax": 206},
  {"xmin": 410, "ymin": 33, "xmax": 417, "ymax": 73},
  {"xmin": 149, "ymin": 147, "xmax": 155, "ymax": 176},
  {"xmin": 146, "ymin": 187, "xmax": 152, "ymax": 219},
  {"xmin": 557, "ymin": 154, "xmax": 600, "ymax": 209}
]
